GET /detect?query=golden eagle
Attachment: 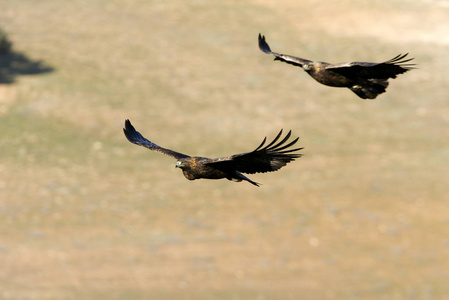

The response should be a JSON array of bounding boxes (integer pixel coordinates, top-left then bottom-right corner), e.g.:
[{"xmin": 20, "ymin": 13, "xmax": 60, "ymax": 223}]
[
  {"xmin": 258, "ymin": 34, "xmax": 415, "ymax": 99},
  {"xmin": 123, "ymin": 120, "xmax": 303, "ymax": 186}
]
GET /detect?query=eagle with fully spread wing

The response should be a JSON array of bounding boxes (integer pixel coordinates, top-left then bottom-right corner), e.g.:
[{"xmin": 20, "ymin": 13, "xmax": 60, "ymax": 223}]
[
  {"xmin": 123, "ymin": 120, "xmax": 303, "ymax": 186},
  {"xmin": 258, "ymin": 34, "xmax": 415, "ymax": 99}
]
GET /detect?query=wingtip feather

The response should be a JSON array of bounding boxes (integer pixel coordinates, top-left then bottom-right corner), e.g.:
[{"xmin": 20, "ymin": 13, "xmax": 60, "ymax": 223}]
[
  {"xmin": 258, "ymin": 33, "xmax": 272, "ymax": 54},
  {"xmin": 386, "ymin": 53, "xmax": 416, "ymax": 68}
]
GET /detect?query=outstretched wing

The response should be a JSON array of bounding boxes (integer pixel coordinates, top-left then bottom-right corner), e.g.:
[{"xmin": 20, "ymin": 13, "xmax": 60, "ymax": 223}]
[
  {"xmin": 326, "ymin": 53, "xmax": 415, "ymax": 79},
  {"xmin": 123, "ymin": 119, "xmax": 190, "ymax": 160},
  {"xmin": 258, "ymin": 33, "xmax": 312, "ymax": 68},
  {"xmin": 205, "ymin": 129, "xmax": 303, "ymax": 174}
]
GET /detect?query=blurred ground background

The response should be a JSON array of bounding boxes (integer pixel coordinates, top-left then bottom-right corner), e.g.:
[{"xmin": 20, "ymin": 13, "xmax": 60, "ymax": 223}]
[{"xmin": 0, "ymin": 0, "xmax": 448, "ymax": 299}]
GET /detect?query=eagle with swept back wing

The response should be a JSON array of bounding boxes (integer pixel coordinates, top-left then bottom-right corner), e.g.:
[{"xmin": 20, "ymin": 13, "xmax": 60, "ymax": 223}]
[
  {"xmin": 258, "ymin": 34, "xmax": 415, "ymax": 99},
  {"xmin": 123, "ymin": 120, "xmax": 303, "ymax": 187}
]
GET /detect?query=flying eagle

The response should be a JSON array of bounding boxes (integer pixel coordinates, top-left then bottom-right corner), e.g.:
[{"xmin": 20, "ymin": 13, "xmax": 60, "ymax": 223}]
[
  {"xmin": 123, "ymin": 120, "xmax": 303, "ymax": 186},
  {"xmin": 258, "ymin": 34, "xmax": 415, "ymax": 99}
]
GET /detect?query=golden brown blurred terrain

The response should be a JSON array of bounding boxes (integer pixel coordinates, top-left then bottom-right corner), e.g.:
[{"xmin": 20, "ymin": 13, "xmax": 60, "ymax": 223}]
[{"xmin": 1, "ymin": 0, "xmax": 448, "ymax": 299}]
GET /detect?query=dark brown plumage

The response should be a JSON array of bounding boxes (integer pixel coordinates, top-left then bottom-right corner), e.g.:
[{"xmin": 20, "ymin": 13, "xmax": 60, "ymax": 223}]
[
  {"xmin": 123, "ymin": 119, "xmax": 303, "ymax": 187},
  {"xmin": 258, "ymin": 34, "xmax": 415, "ymax": 99}
]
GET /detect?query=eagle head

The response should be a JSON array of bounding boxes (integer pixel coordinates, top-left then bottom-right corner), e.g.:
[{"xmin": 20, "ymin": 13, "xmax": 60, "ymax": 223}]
[
  {"xmin": 176, "ymin": 158, "xmax": 194, "ymax": 170},
  {"xmin": 175, "ymin": 159, "xmax": 198, "ymax": 181}
]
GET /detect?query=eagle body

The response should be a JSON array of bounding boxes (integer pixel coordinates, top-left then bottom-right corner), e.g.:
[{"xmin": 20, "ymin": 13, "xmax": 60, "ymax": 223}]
[
  {"xmin": 177, "ymin": 157, "xmax": 258, "ymax": 185},
  {"xmin": 176, "ymin": 157, "xmax": 228, "ymax": 180},
  {"xmin": 123, "ymin": 120, "xmax": 302, "ymax": 187},
  {"xmin": 259, "ymin": 34, "xmax": 414, "ymax": 99},
  {"xmin": 303, "ymin": 62, "xmax": 352, "ymax": 87},
  {"xmin": 304, "ymin": 63, "xmax": 390, "ymax": 98}
]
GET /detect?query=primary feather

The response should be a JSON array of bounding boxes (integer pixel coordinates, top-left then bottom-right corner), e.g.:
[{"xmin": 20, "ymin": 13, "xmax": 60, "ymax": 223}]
[
  {"xmin": 123, "ymin": 119, "xmax": 189, "ymax": 159},
  {"xmin": 206, "ymin": 129, "xmax": 303, "ymax": 174}
]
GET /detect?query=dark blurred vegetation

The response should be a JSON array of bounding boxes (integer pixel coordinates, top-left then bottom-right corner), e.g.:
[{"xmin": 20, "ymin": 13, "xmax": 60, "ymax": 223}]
[
  {"xmin": 0, "ymin": 27, "xmax": 12, "ymax": 54},
  {"xmin": 0, "ymin": 27, "xmax": 53, "ymax": 83}
]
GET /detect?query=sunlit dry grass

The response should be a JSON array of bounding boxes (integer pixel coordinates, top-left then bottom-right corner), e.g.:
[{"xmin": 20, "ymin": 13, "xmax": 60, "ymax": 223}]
[{"xmin": 0, "ymin": 0, "xmax": 448, "ymax": 299}]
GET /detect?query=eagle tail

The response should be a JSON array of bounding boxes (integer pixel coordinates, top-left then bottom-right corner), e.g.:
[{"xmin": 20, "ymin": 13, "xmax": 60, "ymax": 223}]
[
  {"xmin": 349, "ymin": 79, "xmax": 389, "ymax": 100},
  {"xmin": 233, "ymin": 172, "xmax": 261, "ymax": 187}
]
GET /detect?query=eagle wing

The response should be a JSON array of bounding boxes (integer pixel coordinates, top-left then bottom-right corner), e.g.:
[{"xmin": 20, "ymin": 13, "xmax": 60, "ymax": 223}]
[
  {"xmin": 325, "ymin": 53, "xmax": 415, "ymax": 79},
  {"xmin": 205, "ymin": 129, "xmax": 303, "ymax": 174},
  {"xmin": 123, "ymin": 119, "xmax": 190, "ymax": 160},
  {"xmin": 258, "ymin": 33, "xmax": 312, "ymax": 68}
]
